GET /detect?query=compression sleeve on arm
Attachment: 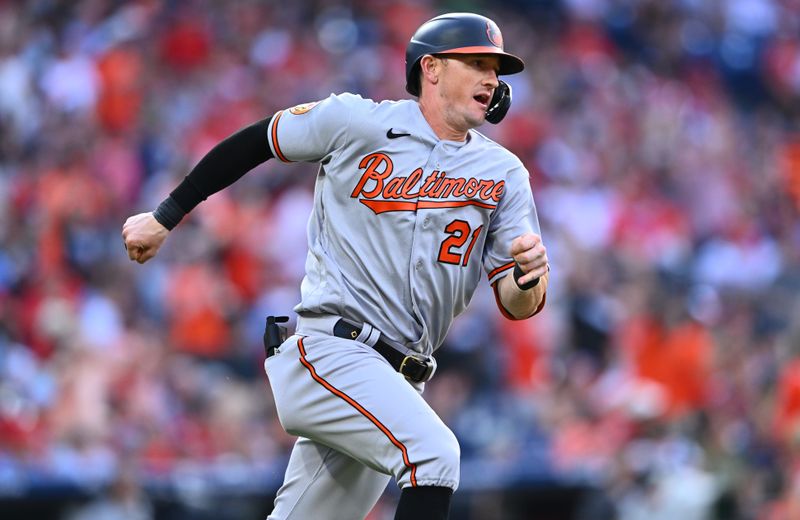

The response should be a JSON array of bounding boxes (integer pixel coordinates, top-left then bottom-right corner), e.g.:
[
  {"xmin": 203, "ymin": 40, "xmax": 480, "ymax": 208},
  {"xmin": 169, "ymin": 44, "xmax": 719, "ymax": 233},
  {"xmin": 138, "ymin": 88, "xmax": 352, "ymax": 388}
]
[{"xmin": 153, "ymin": 116, "xmax": 273, "ymax": 230}]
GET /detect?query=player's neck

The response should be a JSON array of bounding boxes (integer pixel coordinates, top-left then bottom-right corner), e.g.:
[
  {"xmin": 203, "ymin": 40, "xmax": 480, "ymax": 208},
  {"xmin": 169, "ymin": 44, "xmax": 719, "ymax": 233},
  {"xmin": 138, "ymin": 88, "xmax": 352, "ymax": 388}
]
[{"xmin": 417, "ymin": 99, "xmax": 468, "ymax": 142}]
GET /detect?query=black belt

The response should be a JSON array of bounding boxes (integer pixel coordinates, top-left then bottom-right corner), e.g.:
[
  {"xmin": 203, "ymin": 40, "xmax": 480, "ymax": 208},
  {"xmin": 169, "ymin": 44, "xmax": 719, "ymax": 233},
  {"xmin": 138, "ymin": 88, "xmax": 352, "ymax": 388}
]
[{"xmin": 332, "ymin": 320, "xmax": 434, "ymax": 383}]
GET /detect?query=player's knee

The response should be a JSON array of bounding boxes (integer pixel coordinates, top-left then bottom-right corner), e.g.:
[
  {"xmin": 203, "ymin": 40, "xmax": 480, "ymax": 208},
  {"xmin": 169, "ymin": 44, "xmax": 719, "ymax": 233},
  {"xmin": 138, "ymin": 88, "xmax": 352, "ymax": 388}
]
[
  {"xmin": 437, "ymin": 429, "xmax": 461, "ymax": 485},
  {"xmin": 411, "ymin": 426, "xmax": 460, "ymax": 490},
  {"xmin": 275, "ymin": 409, "xmax": 303, "ymax": 437},
  {"xmin": 270, "ymin": 397, "xmax": 302, "ymax": 437}
]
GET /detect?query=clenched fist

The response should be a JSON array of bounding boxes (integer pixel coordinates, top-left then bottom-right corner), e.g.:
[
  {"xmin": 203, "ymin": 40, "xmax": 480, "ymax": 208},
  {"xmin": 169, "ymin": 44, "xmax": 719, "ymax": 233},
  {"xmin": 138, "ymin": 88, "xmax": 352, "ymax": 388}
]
[
  {"xmin": 510, "ymin": 233, "xmax": 548, "ymax": 285},
  {"xmin": 121, "ymin": 213, "xmax": 169, "ymax": 264}
]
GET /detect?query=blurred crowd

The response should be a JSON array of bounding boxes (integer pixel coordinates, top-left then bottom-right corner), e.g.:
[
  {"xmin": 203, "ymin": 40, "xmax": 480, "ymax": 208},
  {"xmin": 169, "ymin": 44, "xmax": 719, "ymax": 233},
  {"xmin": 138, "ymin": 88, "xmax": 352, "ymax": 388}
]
[{"xmin": 1, "ymin": 0, "xmax": 799, "ymax": 518}]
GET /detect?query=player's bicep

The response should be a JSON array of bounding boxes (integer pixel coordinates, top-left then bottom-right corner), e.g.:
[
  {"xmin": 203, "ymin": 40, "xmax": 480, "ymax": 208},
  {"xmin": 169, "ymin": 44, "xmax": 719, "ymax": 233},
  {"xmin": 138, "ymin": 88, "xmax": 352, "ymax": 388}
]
[{"xmin": 267, "ymin": 94, "xmax": 353, "ymax": 163}]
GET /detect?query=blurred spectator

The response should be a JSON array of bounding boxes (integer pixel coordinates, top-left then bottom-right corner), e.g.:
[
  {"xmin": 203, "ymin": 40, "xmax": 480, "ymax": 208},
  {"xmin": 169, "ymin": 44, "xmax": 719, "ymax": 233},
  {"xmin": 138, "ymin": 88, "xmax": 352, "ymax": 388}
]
[
  {"xmin": 0, "ymin": 0, "xmax": 798, "ymax": 518},
  {"xmin": 64, "ymin": 466, "xmax": 153, "ymax": 520}
]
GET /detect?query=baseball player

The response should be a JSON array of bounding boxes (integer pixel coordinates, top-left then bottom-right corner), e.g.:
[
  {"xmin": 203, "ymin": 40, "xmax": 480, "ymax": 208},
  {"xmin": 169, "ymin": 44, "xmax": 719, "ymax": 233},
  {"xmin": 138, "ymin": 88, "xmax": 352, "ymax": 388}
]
[{"xmin": 122, "ymin": 12, "xmax": 548, "ymax": 520}]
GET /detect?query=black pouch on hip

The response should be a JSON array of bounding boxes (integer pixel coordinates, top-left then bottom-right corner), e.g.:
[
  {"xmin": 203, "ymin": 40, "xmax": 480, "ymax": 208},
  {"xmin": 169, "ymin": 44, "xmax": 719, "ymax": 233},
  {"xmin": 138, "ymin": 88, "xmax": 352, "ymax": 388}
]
[{"xmin": 263, "ymin": 316, "xmax": 289, "ymax": 358}]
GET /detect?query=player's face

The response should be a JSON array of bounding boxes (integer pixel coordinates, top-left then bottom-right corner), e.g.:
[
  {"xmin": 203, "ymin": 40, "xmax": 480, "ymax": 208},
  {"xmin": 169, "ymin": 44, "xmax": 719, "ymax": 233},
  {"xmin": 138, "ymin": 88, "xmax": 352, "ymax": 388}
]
[{"xmin": 436, "ymin": 54, "xmax": 500, "ymax": 131}]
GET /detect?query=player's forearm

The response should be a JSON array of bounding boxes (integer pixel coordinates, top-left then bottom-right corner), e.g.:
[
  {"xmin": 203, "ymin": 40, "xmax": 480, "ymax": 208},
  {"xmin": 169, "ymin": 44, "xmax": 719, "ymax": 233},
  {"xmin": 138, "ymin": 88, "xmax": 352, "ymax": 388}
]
[
  {"xmin": 496, "ymin": 268, "xmax": 548, "ymax": 319},
  {"xmin": 153, "ymin": 116, "xmax": 274, "ymax": 230}
]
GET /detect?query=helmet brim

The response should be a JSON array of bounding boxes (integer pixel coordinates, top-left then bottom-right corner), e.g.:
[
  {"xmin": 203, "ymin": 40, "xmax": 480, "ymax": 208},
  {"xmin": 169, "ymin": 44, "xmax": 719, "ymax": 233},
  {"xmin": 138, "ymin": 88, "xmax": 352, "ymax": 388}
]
[{"xmin": 434, "ymin": 46, "xmax": 525, "ymax": 75}]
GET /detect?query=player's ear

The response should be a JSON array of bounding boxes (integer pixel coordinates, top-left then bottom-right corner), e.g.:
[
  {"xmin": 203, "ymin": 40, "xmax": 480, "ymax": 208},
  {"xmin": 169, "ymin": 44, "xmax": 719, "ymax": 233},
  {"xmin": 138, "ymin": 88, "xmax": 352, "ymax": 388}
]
[{"xmin": 419, "ymin": 55, "xmax": 440, "ymax": 87}]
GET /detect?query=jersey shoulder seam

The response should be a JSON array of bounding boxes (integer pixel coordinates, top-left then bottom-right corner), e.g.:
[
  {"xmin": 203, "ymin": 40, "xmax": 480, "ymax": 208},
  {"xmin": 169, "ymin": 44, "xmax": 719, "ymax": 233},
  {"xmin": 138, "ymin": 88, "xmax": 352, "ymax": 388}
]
[{"xmin": 325, "ymin": 93, "xmax": 366, "ymax": 159}]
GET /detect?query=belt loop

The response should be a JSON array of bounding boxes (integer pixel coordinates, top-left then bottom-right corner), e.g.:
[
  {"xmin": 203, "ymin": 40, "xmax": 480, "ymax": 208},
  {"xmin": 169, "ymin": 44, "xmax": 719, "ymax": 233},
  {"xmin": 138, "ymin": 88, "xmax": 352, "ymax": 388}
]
[
  {"xmin": 355, "ymin": 323, "xmax": 381, "ymax": 347},
  {"xmin": 365, "ymin": 327, "xmax": 381, "ymax": 347}
]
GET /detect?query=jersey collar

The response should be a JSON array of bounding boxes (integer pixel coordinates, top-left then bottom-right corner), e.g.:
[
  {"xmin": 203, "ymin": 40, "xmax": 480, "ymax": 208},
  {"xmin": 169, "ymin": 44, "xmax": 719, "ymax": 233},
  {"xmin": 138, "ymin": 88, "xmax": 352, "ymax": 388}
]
[{"xmin": 408, "ymin": 100, "xmax": 472, "ymax": 149}]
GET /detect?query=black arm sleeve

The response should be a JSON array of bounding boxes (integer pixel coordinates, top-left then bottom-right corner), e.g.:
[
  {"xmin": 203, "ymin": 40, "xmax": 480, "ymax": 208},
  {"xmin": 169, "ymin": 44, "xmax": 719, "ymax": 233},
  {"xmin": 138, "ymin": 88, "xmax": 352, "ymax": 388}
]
[{"xmin": 153, "ymin": 116, "xmax": 273, "ymax": 230}]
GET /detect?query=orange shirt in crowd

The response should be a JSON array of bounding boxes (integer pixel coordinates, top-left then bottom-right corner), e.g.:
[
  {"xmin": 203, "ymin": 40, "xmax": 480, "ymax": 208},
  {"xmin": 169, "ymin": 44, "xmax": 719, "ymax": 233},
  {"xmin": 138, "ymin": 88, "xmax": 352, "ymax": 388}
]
[
  {"xmin": 166, "ymin": 264, "xmax": 231, "ymax": 357},
  {"xmin": 775, "ymin": 358, "xmax": 800, "ymax": 441},
  {"xmin": 620, "ymin": 316, "xmax": 713, "ymax": 417}
]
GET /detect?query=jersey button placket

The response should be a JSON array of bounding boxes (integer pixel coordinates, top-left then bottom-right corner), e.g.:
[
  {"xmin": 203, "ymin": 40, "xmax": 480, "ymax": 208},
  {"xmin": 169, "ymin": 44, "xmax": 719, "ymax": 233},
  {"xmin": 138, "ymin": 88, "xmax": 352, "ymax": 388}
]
[{"xmin": 410, "ymin": 145, "xmax": 439, "ymax": 277}]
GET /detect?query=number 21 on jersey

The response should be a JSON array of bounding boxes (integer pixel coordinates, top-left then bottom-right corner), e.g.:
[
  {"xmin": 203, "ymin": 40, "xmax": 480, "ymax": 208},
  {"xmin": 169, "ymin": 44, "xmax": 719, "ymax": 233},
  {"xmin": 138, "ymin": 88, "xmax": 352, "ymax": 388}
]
[{"xmin": 437, "ymin": 220, "xmax": 483, "ymax": 267}]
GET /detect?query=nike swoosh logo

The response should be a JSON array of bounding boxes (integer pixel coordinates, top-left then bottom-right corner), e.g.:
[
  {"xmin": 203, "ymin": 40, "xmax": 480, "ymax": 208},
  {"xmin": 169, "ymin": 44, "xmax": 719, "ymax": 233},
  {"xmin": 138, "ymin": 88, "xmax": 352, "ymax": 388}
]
[{"xmin": 386, "ymin": 129, "xmax": 411, "ymax": 139}]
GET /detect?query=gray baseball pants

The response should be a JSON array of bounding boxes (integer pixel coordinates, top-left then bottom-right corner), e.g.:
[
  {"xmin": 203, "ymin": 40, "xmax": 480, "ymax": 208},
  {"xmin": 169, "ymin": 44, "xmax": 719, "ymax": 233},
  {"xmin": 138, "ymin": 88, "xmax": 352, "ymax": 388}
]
[{"xmin": 264, "ymin": 324, "xmax": 460, "ymax": 520}]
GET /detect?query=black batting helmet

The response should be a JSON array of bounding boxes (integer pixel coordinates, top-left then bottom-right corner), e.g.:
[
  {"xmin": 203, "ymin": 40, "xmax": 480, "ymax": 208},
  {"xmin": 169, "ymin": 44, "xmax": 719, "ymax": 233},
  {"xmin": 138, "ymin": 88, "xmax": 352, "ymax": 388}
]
[{"xmin": 405, "ymin": 12, "xmax": 525, "ymax": 97}]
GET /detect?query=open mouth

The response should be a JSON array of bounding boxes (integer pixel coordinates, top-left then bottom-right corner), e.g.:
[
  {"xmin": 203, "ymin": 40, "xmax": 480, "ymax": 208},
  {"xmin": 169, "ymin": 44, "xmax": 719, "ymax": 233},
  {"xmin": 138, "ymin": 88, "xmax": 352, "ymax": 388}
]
[{"xmin": 474, "ymin": 93, "xmax": 490, "ymax": 108}]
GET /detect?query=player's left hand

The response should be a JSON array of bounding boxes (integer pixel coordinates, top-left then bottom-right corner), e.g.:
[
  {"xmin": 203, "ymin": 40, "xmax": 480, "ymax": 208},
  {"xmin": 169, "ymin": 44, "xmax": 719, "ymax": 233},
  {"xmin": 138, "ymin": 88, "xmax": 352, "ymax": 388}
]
[{"xmin": 511, "ymin": 233, "xmax": 548, "ymax": 286}]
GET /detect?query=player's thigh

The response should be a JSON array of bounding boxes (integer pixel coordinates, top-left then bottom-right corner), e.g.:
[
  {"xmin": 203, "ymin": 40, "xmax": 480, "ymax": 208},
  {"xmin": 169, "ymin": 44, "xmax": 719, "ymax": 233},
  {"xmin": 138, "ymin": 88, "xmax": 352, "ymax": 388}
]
[
  {"xmin": 268, "ymin": 437, "xmax": 390, "ymax": 520},
  {"xmin": 265, "ymin": 335, "xmax": 460, "ymax": 490}
]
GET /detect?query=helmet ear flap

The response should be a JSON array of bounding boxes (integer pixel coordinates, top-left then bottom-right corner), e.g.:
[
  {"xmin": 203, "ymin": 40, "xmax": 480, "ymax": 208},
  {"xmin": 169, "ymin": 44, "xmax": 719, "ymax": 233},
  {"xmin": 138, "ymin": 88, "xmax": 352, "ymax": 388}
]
[{"xmin": 485, "ymin": 80, "xmax": 512, "ymax": 124}]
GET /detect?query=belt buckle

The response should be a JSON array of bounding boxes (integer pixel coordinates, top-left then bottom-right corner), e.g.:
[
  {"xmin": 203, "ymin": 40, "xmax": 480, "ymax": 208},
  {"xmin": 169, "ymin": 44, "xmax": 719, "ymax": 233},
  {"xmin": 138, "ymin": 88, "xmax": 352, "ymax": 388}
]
[{"xmin": 399, "ymin": 353, "xmax": 433, "ymax": 383}]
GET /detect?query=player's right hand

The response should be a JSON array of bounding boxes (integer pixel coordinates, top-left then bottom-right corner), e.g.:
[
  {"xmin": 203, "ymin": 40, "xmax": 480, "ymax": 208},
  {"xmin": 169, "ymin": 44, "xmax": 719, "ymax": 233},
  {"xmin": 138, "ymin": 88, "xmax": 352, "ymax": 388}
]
[{"xmin": 122, "ymin": 212, "xmax": 169, "ymax": 264}]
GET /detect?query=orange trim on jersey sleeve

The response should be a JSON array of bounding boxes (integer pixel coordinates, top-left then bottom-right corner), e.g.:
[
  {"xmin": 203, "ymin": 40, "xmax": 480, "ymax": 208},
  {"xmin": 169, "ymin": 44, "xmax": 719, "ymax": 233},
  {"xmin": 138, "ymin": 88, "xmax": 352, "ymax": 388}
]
[
  {"xmin": 296, "ymin": 337, "xmax": 418, "ymax": 487},
  {"xmin": 488, "ymin": 261, "xmax": 515, "ymax": 280},
  {"xmin": 491, "ymin": 281, "xmax": 547, "ymax": 321},
  {"xmin": 271, "ymin": 110, "xmax": 291, "ymax": 163}
]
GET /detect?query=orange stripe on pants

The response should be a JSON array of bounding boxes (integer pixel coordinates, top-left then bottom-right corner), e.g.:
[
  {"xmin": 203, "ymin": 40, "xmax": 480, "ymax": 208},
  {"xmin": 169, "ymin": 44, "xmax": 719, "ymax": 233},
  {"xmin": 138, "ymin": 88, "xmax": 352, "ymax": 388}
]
[{"xmin": 296, "ymin": 337, "xmax": 418, "ymax": 486}]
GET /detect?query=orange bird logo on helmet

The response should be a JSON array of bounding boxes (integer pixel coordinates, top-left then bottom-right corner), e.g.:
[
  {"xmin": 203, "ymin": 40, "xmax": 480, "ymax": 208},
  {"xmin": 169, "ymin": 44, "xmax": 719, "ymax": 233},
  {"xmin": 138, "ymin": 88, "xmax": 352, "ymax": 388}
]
[{"xmin": 486, "ymin": 21, "xmax": 503, "ymax": 48}]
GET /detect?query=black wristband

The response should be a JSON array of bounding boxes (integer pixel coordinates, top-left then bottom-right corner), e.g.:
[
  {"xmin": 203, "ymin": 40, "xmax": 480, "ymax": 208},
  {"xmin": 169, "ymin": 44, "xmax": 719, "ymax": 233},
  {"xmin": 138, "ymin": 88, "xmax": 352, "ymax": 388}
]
[
  {"xmin": 152, "ymin": 196, "xmax": 186, "ymax": 231},
  {"xmin": 514, "ymin": 263, "xmax": 540, "ymax": 291},
  {"xmin": 169, "ymin": 176, "xmax": 207, "ymax": 214}
]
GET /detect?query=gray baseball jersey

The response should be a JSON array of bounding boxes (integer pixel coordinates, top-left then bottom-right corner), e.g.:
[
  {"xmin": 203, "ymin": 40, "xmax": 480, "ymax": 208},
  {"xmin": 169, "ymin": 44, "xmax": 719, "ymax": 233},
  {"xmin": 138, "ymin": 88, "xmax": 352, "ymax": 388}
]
[
  {"xmin": 262, "ymin": 93, "xmax": 543, "ymax": 519},
  {"xmin": 267, "ymin": 93, "xmax": 541, "ymax": 356}
]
